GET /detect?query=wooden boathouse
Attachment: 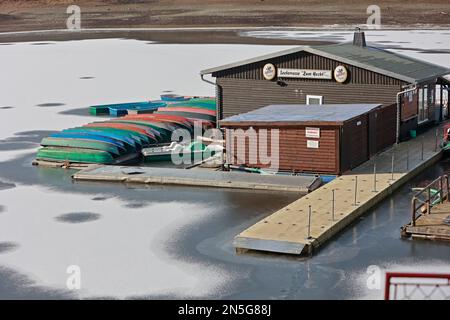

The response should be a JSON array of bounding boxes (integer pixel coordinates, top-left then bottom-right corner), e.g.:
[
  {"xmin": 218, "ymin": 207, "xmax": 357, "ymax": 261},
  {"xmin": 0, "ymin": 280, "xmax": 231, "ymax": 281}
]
[
  {"xmin": 220, "ymin": 103, "xmax": 393, "ymax": 174},
  {"xmin": 201, "ymin": 30, "xmax": 450, "ymax": 142}
]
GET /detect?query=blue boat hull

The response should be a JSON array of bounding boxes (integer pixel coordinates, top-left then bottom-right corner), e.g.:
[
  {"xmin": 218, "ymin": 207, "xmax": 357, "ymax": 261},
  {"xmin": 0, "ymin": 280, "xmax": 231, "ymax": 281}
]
[
  {"xmin": 102, "ymin": 101, "xmax": 167, "ymax": 117},
  {"xmin": 50, "ymin": 132, "xmax": 128, "ymax": 148},
  {"xmin": 59, "ymin": 130, "xmax": 140, "ymax": 150}
]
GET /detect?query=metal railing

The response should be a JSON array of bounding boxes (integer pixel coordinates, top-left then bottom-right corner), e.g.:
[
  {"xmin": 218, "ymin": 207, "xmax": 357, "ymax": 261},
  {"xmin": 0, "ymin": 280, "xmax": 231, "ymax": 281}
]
[{"xmin": 411, "ymin": 175, "xmax": 450, "ymax": 226}]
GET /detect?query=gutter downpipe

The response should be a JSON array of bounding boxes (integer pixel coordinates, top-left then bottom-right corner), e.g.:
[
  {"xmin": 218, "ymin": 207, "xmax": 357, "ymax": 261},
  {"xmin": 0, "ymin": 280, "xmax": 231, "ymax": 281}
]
[
  {"xmin": 201, "ymin": 73, "xmax": 226, "ymax": 170},
  {"xmin": 396, "ymin": 85, "xmax": 417, "ymax": 144},
  {"xmin": 200, "ymin": 73, "xmax": 217, "ymax": 126}
]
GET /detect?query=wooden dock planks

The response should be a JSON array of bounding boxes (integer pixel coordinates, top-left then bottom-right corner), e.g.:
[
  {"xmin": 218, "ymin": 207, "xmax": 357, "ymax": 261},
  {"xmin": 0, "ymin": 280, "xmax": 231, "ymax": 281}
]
[{"xmin": 403, "ymin": 203, "xmax": 450, "ymax": 241}]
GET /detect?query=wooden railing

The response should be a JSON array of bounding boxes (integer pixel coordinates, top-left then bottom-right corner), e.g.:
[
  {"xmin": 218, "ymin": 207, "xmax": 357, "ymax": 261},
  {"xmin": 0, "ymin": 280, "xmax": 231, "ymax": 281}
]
[{"xmin": 411, "ymin": 175, "xmax": 450, "ymax": 226}]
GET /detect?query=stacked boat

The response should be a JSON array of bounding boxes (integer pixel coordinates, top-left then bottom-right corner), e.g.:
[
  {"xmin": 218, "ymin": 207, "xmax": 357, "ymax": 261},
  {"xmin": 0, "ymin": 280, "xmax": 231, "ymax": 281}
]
[
  {"xmin": 36, "ymin": 94, "xmax": 217, "ymax": 165},
  {"xmin": 36, "ymin": 114, "xmax": 215, "ymax": 165},
  {"xmin": 89, "ymin": 95, "xmax": 215, "ymax": 117}
]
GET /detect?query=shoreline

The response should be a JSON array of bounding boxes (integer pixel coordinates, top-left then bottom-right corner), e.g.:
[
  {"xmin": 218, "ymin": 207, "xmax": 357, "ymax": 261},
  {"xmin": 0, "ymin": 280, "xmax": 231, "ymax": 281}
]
[{"xmin": 1, "ymin": 26, "xmax": 450, "ymax": 44}]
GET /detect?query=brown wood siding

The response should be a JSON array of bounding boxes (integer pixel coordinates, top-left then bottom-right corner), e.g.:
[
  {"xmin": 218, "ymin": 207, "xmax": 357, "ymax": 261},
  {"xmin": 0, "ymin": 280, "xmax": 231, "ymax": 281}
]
[
  {"xmin": 401, "ymin": 89, "xmax": 418, "ymax": 121},
  {"xmin": 375, "ymin": 103, "xmax": 396, "ymax": 152},
  {"xmin": 368, "ymin": 110, "xmax": 378, "ymax": 157},
  {"xmin": 217, "ymin": 78, "xmax": 401, "ymax": 119},
  {"xmin": 213, "ymin": 51, "xmax": 405, "ymax": 86},
  {"xmin": 340, "ymin": 115, "xmax": 369, "ymax": 172},
  {"xmin": 224, "ymin": 126, "xmax": 340, "ymax": 174}
]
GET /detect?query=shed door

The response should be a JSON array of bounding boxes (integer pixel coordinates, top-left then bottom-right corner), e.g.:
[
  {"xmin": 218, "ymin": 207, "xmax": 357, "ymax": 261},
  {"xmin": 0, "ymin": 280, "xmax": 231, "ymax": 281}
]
[
  {"xmin": 368, "ymin": 111, "xmax": 377, "ymax": 157},
  {"xmin": 341, "ymin": 116, "xmax": 369, "ymax": 171}
]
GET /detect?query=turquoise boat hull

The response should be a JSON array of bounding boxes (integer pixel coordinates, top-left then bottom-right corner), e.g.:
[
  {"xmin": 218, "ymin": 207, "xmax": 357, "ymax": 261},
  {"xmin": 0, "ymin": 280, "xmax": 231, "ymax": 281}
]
[{"xmin": 41, "ymin": 137, "xmax": 123, "ymax": 155}]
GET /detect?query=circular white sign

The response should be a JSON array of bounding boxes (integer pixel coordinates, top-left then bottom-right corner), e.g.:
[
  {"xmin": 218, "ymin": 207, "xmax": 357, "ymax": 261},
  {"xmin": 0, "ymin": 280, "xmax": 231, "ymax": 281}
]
[
  {"xmin": 263, "ymin": 63, "xmax": 276, "ymax": 80},
  {"xmin": 334, "ymin": 65, "xmax": 348, "ymax": 83}
]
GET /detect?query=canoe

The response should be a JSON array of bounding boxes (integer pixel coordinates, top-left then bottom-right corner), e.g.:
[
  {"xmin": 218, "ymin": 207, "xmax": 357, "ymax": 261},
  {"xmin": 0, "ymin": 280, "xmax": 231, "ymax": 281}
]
[
  {"xmin": 168, "ymin": 98, "xmax": 216, "ymax": 110},
  {"xmin": 50, "ymin": 132, "xmax": 127, "ymax": 150},
  {"xmin": 36, "ymin": 146, "xmax": 116, "ymax": 164},
  {"xmin": 62, "ymin": 128, "xmax": 140, "ymax": 150},
  {"xmin": 160, "ymin": 94, "xmax": 190, "ymax": 102},
  {"xmin": 80, "ymin": 126, "xmax": 150, "ymax": 146},
  {"xmin": 160, "ymin": 106, "xmax": 216, "ymax": 116},
  {"xmin": 113, "ymin": 119, "xmax": 181, "ymax": 132},
  {"xmin": 108, "ymin": 101, "xmax": 166, "ymax": 117},
  {"xmin": 90, "ymin": 101, "xmax": 166, "ymax": 117},
  {"xmin": 85, "ymin": 122, "xmax": 158, "ymax": 141},
  {"xmin": 75, "ymin": 125, "xmax": 163, "ymax": 142},
  {"xmin": 155, "ymin": 110, "xmax": 216, "ymax": 122},
  {"xmin": 123, "ymin": 114, "xmax": 193, "ymax": 129},
  {"xmin": 109, "ymin": 120, "xmax": 175, "ymax": 138},
  {"xmin": 77, "ymin": 126, "xmax": 148, "ymax": 146},
  {"xmin": 41, "ymin": 137, "xmax": 123, "ymax": 156},
  {"xmin": 83, "ymin": 123, "xmax": 157, "ymax": 144}
]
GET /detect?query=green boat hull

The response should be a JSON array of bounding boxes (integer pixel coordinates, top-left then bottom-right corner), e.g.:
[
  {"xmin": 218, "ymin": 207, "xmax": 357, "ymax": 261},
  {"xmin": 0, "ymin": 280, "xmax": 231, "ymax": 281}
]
[
  {"xmin": 41, "ymin": 137, "xmax": 123, "ymax": 156},
  {"xmin": 169, "ymin": 99, "xmax": 216, "ymax": 110},
  {"xmin": 36, "ymin": 147, "xmax": 116, "ymax": 164},
  {"xmin": 89, "ymin": 105, "xmax": 110, "ymax": 115}
]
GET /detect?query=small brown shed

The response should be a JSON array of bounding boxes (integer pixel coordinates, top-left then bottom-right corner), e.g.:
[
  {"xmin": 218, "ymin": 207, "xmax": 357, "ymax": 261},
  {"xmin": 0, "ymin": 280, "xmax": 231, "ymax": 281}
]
[{"xmin": 220, "ymin": 103, "xmax": 394, "ymax": 175}]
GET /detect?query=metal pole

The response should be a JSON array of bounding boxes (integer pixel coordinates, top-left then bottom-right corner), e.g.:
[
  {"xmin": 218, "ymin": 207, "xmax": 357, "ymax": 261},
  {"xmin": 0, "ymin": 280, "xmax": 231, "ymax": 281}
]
[
  {"xmin": 427, "ymin": 188, "xmax": 431, "ymax": 214},
  {"xmin": 435, "ymin": 128, "xmax": 439, "ymax": 152},
  {"xmin": 446, "ymin": 175, "xmax": 450, "ymax": 202},
  {"xmin": 307, "ymin": 205, "xmax": 312, "ymax": 239},
  {"xmin": 411, "ymin": 197, "xmax": 417, "ymax": 227},
  {"xmin": 332, "ymin": 189, "xmax": 335, "ymax": 221},
  {"xmin": 439, "ymin": 177, "xmax": 444, "ymax": 204},
  {"xmin": 406, "ymin": 147, "xmax": 409, "ymax": 171},
  {"xmin": 391, "ymin": 152, "xmax": 395, "ymax": 180},
  {"xmin": 354, "ymin": 176, "xmax": 358, "ymax": 206},
  {"xmin": 373, "ymin": 159, "xmax": 377, "ymax": 192},
  {"xmin": 421, "ymin": 136, "xmax": 424, "ymax": 160}
]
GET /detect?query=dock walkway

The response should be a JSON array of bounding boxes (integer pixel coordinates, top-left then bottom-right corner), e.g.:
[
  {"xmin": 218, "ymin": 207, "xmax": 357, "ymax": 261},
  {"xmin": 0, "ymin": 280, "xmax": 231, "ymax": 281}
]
[
  {"xmin": 403, "ymin": 203, "xmax": 450, "ymax": 241},
  {"xmin": 401, "ymin": 175, "xmax": 450, "ymax": 241},
  {"xmin": 73, "ymin": 165, "xmax": 321, "ymax": 193},
  {"xmin": 234, "ymin": 125, "xmax": 445, "ymax": 255}
]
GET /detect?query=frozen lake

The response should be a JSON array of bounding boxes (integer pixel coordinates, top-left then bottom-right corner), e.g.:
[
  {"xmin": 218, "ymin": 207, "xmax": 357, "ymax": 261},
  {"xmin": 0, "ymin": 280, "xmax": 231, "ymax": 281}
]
[{"xmin": 0, "ymin": 30, "xmax": 450, "ymax": 299}]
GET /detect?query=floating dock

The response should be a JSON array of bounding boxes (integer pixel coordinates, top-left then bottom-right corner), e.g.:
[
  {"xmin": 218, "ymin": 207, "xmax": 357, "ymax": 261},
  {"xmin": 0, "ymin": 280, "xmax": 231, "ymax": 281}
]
[
  {"xmin": 403, "ymin": 203, "xmax": 450, "ymax": 241},
  {"xmin": 234, "ymin": 125, "xmax": 445, "ymax": 255},
  {"xmin": 72, "ymin": 166, "xmax": 321, "ymax": 193},
  {"xmin": 402, "ymin": 175, "xmax": 450, "ymax": 241}
]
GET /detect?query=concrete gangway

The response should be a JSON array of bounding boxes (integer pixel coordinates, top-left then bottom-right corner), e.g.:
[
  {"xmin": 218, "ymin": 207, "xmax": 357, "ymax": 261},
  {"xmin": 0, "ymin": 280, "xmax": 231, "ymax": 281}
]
[
  {"xmin": 234, "ymin": 123, "xmax": 445, "ymax": 256},
  {"xmin": 73, "ymin": 165, "xmax": 321, "ymax": 193}
]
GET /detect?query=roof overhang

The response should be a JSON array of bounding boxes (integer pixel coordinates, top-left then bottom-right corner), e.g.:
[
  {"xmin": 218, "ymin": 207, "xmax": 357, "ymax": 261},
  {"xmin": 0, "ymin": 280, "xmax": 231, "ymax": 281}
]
[
  {"xmin": 220, "ymin": 120, "xmax": 345, "ymax": 127},
  {"xmin": 200, "ymin": 45, "xmax": 450, "ymax": 85}
]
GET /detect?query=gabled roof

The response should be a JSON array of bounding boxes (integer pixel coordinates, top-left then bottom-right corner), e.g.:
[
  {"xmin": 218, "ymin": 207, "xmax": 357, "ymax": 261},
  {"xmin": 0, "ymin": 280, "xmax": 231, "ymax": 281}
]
[
  {"xmin": 201, "ymin": 42, "xmax": 450, "ymax": 84},
  {"xmin": 220, "ymin": 104, "xmax": 381, "ymax": 125}
]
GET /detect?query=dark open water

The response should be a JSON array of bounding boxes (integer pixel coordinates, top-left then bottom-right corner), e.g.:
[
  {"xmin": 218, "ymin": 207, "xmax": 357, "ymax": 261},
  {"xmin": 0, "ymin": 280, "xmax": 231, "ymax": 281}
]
[{"xmin": 0, "ymin": 148, "xmax": 449, "ymax": 299}]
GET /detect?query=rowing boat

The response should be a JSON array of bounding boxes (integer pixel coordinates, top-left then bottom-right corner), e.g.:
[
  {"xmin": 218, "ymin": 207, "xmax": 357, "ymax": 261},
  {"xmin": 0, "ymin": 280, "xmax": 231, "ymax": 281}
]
[
  {"xmin": 41, "ymin": 137, "xmax": 124, "ymax": 155},
  {"xmin": 62, "ymin": 128, "xmax": 141, "ymax": 150},
  {"xmin": 168, "ymin": 98, "xmax": 216, "ymax": 110},
  {"xmin": 83, "ymin": 123, "xmax": 156, "ymax": 144},
  {"xmin": 160, "ymin": 94, "xmax": 190, "ymax": 102},
  {"xmin": 155, "ymin": 110, "xmax": 216, "ymax": 122},
  {"xmin": 36, "ymin": 146, "xmax": 116, "ymax": 164}
]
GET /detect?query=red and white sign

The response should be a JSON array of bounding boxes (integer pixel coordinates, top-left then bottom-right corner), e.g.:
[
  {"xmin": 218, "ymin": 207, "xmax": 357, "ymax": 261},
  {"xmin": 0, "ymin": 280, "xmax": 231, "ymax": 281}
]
[{"xmin": 305, "ymin": 127, "xmax": 320, "ymax": 138}]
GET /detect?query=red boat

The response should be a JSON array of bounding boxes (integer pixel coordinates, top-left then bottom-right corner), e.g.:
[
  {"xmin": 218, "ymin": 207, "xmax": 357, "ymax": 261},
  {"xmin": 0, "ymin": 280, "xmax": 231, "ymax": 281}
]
[
  {"xmin": 159, "ymin": 106, "xmax": 216, "ymax": 116},
  {"xmin": 84, "ymin": 122, "xmax": 158, "ymax": 141},
  {"xmin": 122, "ymin": 114, "xmax": 193, "ymax": 129}
]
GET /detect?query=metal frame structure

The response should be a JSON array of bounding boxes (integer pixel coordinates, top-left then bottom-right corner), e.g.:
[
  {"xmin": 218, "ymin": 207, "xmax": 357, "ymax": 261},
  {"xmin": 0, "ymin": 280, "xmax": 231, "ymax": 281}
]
[{"xmin": 385, "ymin": 272, "xmax": 450, "ymax": 300}]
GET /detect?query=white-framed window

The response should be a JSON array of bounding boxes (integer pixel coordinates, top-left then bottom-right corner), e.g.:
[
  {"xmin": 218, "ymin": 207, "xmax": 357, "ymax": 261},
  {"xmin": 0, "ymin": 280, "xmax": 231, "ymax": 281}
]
[{"xmin": 306, "ymin": 95, "xmax": 323, "ymax": 105}]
